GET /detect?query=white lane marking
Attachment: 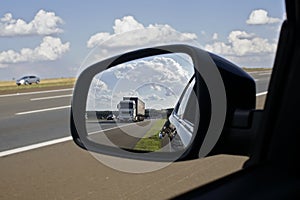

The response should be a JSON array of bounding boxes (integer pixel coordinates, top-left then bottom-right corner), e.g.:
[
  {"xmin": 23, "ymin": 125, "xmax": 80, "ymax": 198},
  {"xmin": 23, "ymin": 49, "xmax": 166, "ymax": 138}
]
[
  {"xmin": 0, "ymin": 123, "xmax": 136, "ymax": 157},
  {"xmin": 30, "ymin": 94, "xmax": 72, "ymax": 101},
  {"xmin": 0, "ymin": 136, "xmax": 72, "ymax": 157},
  {"xmin": 87, "ymin": 123, "xmax": 135, "ymax": 135},
  {"xmin": 256, "ymin": 91, "xmax": 268, "ymax": 96},
  {"xmin": 0, "ymin": 88, "xmax": 73, "ymax": 98},
  {"xmin": 15, "ymin": 105, "xmax": 71, "ymax": 115}
]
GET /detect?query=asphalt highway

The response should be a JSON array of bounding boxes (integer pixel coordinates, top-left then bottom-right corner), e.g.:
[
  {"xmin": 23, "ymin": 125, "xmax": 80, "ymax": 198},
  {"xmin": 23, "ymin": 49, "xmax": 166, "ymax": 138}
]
[
  {"xmin": 0, "ymin": 88, "xmax": 72, "ymax": 152},
  {"xmin": 248, "ymin": 70, "xmax": 272, "ymax": 94},
  {"xmin": 0, "ymin": 70, "xmax": 271, "ymax": 200}
]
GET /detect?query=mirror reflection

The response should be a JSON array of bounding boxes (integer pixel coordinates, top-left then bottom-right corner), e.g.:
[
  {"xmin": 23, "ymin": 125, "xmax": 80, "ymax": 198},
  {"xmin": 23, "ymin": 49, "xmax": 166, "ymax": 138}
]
[{"xmin": 85, "ymin": 53, "xmax": 197, "ymax": 152}]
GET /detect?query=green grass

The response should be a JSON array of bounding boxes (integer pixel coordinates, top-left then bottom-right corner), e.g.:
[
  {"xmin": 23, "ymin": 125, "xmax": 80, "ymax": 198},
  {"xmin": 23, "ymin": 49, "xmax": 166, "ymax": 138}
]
[
  {"xmin": 134, "ymin": 119, "xmax": 166, "ymax": 152},
  {"xmin": 242, "ymin": 67, "xmax": 272, "ymax": 72},
  {"xmin": 0, "ymin": 78, "xmax": 76, "ymax": 94}
]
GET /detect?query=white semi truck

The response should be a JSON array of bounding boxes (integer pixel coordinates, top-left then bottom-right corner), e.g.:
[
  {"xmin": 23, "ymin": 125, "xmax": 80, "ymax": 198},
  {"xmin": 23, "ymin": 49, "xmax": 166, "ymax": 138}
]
[{"xmin": 117, "ymin": 97, "xmax": 145, "ymax": 122}]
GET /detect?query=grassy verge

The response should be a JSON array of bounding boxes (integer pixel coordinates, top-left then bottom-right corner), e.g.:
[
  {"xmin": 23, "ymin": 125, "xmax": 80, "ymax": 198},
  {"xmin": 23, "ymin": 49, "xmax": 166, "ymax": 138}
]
[
  {"xmin": 0, "ymin": 78, "xmax": 76, "ymax": 94},
  {"xmin": 242, "ymin": 67, "xmax": 272, "ymax": 72},
  {"xmin": 134, "ymin": 119, "xmax": 166, "ymax": 152}
]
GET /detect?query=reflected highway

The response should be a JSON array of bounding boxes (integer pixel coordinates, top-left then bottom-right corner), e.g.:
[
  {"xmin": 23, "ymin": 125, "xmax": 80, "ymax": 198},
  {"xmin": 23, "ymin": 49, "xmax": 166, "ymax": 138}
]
[{"xmin": 86, "ymin": 120, "xmax": 154, "ymax": 149}]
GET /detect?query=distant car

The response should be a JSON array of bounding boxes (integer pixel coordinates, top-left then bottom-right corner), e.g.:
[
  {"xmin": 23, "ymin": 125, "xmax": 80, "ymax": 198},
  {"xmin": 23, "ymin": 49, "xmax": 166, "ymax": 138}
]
[
  {"xmin": 16, "ymin": 76, "xmax": 40, "ymax": 86},
  {"xmin": 106, "ymin": 114, "xmax": 116, "ymax": 120}
]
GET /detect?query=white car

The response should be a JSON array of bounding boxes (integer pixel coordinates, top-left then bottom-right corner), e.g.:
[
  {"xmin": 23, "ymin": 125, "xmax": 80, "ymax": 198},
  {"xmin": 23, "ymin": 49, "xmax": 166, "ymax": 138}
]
[{"xmin": 16, "ymin": 76, "xmax": 40, "ymax": 86}]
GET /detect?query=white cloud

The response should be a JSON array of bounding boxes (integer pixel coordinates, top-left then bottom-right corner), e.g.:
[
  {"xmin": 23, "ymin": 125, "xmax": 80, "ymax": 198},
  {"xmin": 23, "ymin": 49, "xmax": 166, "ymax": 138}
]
[
  {"xmin": 0, "ymin": 10, "xmax": 63, "ymax": 36},
  {"xmin": 87, "ymin": 78, "xmax": 112, "ymax": 110},
  {"xmin": 212, "ymin": 33, "xmax": 218, "ymax": 40},
  {"xmin": 113, "ymin": 56, "xmax": 191, "ymax": 85},
  {"xmin": 86, "ymin": 32, "xmax": 111, "ymax": 48},
  {"xmin": 144, "ymin": 94, "xmax": 164, "ymax": 101},
  {"xmin": 150, "ymin": 84, "xmax": 162, "ymax": 92},
  {"xmin": 93, "ymin": 79, "xmax": 110, "ymax": 92},
  {"xmin": 205, "ymin": 30, "xmax": 277, "ymax": 56},
  {"xmin": 113, "ymin": 16, "xmax": 144, "ymax": 34},
  {"xmin": 246, "ymin": 9, "xmax": 281, "ymax": 25},
  {"xmin": 112, "ymin": 56, "xmax": 192, "ymax": 107},
  {"xmin": 205, "ymin": 30, "xmax": 277, "ymax": 67},
  {"xmin": 0, "ymin": 36, "xmax": 70, "ymax": 64},
  {"xmin": 86, "ymin": 16, "xmax": 197, "ymax": 49}
]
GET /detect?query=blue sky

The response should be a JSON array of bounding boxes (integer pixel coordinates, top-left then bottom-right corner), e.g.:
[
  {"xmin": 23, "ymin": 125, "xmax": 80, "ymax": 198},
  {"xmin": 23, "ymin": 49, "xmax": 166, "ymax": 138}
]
[{"xmin": 0, "ymin": 0, "xmax": 285, "ymax": 80}]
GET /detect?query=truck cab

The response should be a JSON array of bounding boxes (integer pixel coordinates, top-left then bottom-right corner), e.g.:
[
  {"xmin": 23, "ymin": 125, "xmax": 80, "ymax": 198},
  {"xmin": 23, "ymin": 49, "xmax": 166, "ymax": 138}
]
[
  {"xmin": 117, "ymin": 97, "xmax": 145, "ymax": 122},
  {"xmin": 117, "ymin": 100, "xmax": 136, "ymax": 122}
]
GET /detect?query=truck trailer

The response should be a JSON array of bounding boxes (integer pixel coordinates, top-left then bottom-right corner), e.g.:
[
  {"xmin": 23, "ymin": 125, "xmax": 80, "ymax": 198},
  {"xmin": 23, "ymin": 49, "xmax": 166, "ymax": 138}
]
[{"xmin": 117, "ymin": 97, "xmax": 145, "ymax": 122}]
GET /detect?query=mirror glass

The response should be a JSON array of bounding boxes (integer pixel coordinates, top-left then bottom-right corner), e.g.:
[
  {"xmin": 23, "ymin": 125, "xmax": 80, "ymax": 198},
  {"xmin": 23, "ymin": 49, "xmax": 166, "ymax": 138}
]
[{"xmin": 85, "ymin": 53, "xmax": 198, "ymax": 152}]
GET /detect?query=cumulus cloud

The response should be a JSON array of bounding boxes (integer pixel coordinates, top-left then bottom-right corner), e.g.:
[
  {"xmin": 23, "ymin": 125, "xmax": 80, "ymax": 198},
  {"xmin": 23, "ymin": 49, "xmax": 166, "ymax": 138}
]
[
  {"xmin": 113, "ymin": 16, "xmax": 144, "ymax": 34},
  {"xmin": 0, "ymin": 36, "xmax": 70, "ymax": 64},
  {"xmin": 86, "ymin": 16, "xmax": 197, "ymax": 49},
  {"xmin": 134, "ymin": 83, "xmax": 176, "ymax": 99},
  {"xmin": 150, "ymin": 84, "xmax": 162, "ymax": 92},
  {"xmin": 86, "ymin": 32, "xmax": 111, "ymax": 49},
  {"xmin": 0, "ymin": 10, "xmax": 63, "ymax": 36},
  {"xmin": 144, "ymin": 94, "xmax": 164, "ymax": 101},
  {"xmin": 113, "ymin": 56, "xmax": 191, "ymax": 85},
  {"xmin": 205, "ymin": 30, "xmax": 277, "ymax": 56},
  {"xmin": 212, "ymin": 33, "xmax": 218, "ymax": 40},
  {"xmin": 112, "ymin": 56, "xmax": 192, "ymax": 107},
  {"xmin": 93, "ymin": 79, "xmax": 110, "ymax": 92},
  {"xmin": 87, "ymin": 77, "xmax": 113, "ymax": 110},
  {"xmin": 246, "ymin": 9, "xmax": 281, "ymax": 25},
  {"xmin": 205, "ymin": 30, "xmax": 277, "ymax": 66}
]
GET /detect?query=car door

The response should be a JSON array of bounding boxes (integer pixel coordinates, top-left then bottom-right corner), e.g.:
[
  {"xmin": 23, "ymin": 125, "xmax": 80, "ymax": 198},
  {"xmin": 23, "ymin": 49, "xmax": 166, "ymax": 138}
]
[
  {"xmin": 168, "ymin": 77, "xmax": 196, "ymax": 150},
  {"xmin": 174, "ymin": 0, "xmax": 300, "ymax": 199}
]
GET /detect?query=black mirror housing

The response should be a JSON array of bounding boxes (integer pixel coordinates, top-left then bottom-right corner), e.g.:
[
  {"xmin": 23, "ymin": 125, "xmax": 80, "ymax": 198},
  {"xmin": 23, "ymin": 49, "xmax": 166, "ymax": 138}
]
[{"xmin": 70, "ymin": 44, "xmax": 255, "ymax": 161}]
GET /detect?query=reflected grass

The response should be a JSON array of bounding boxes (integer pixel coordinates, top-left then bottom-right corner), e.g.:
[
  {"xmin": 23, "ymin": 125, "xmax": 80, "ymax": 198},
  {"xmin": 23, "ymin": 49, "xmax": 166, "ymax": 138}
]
[{"xmin": 134, "ymin": 119, "xmax": 166, "ymax": 152}]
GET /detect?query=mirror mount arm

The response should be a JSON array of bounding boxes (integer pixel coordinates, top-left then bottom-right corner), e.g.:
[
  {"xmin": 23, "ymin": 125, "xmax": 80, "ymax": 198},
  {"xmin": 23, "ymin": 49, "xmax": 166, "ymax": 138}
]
[{"xmin": 210, "ymin": 109, "xmax": 263, "ymax": 157}]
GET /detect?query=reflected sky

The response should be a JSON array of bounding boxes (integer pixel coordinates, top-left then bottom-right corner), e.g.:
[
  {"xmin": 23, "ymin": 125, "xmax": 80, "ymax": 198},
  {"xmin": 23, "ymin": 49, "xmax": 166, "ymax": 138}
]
[{"xmin": 86, "ymin": 53, "xmax": 194, "ymax": 111}]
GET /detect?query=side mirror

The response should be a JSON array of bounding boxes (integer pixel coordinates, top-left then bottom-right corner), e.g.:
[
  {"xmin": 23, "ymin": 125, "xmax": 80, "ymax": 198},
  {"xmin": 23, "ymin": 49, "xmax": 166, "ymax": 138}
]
[{"xmin": 70, "ymin": 44, "xmax": 255, "ymax": 162}]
